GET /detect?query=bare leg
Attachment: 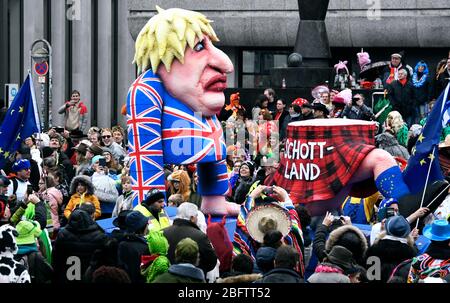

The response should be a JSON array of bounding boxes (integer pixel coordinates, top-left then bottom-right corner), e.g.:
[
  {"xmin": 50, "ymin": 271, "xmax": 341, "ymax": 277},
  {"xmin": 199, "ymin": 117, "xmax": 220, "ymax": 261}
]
[{"xmin": 349, "ymin": 149, "xmax": 398, "ymax": 183}]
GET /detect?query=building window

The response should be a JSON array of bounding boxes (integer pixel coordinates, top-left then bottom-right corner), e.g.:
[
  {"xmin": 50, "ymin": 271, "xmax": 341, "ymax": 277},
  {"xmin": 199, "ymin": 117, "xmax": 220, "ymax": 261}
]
[{"xmin": 240, "ymin": 49, "xmax": 290, "ymax": 88}]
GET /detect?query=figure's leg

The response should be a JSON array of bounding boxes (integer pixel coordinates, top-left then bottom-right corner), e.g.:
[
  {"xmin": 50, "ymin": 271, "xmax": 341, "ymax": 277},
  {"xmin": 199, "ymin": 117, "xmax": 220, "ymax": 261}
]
[
  {"xmin": 350, "ymin": 148, "xmax": 410, "ymax": 199},
  {"xmin": 197, "ymin": 160, "xmax": 240, "ymax": 216}
]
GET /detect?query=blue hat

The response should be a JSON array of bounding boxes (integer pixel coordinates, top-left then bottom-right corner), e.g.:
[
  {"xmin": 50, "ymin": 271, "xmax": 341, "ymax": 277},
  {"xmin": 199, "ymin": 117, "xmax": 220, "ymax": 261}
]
[
  {"xmin": 423, "ymin": 220, "xmax": 450, "ymax": 242},
  {"xmin": 12, "ymin": 159, "xmax": 30, "ymax": 172},
  {"xmin": 125, "ymin": 211, "xmax": 149, "ymax": 233},
  {"xmin": 91, "ymin": 155, "xmax": 105, "ymax": 165},
  {"xmin": 385, "ymin": 215, "xmax": 411, "ymax": 238},
  {"xmin": 379, "ymin": 198, "xmax": 398, "ymax": 209}
]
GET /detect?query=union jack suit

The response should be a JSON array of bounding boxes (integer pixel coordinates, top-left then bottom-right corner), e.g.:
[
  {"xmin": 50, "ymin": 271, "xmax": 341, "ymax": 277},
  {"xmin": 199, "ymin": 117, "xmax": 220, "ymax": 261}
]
[{"xmin": 127, "ymin": 69, "xmax": 229, "ymax": 206}]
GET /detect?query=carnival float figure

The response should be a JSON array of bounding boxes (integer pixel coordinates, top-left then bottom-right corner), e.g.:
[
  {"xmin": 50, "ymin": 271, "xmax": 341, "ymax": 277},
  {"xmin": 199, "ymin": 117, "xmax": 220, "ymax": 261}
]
[{"xmin": 127, "ymin": 6, "xmax": 240, "ymax": 215}]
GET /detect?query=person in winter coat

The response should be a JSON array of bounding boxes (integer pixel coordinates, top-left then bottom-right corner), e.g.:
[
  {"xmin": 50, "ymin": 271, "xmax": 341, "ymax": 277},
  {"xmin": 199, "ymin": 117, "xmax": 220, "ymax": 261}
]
[
  {"xmin": 64, "ymin": 175, "xmax": 101, "ymax": 219},
  {"xmin": 341, "ymin": 94, "xmax": 375, "ymax": 121},
  {"xmin": 407, "ymin": 220, "xmax": 450, "ymax": 283},
  {"xmin": 117, "ymin": 211, "xmax": 150, "ymax": 283},
  {"xmin": 52, "ymin": 208, "xmax": 107, "ymax": 283},
  {"xmin": 140, "ymin": 230, "xmax": 171, "ymax": 283},
  {"xmin": 0, "ymin": 224, "xmax": 31, "ymax": 283},
  {"xmin": 153, "ymin": 237, "xmax": 206, "ymax": 283},
  {"xmin": 433, "ymin": 58, "xmax": 450, "ymax": 100},
  {"xmin": 163, "ymin": 203, "xmax": 218, "ymax": 275},
  {"xmin": 365, "ymin": 215, "xmax": 418, "ymax": 283},
  {"xmin": 90, "ymin": 155, "xmax": 119, "ymax": 216},
  {"xmin": 256, "ymin": 230, "xmax": 283, "ymax": 274},
  {"xmin": 387, "ymin": 69, "xmax": 416, "ymax": 126},
  {"xmin": 38, "ymin": 175, "xmax": 63, "ymax": 230},
  {"xmin": 14, "ymin": 220, "xmax": 53, "ymax": 283},
  {"xmin": 216, "ymin": 254, "xmax": 262, "ymax": 283},
  {"xmin": 308, "ymin": 245, "xmax": 356, "ymax": 283},
  {"xmin": 231, "ymin": 161, "xmax": 255, "ymax": 204},
  {"xmin": 313, "ymin": 212, "xmax": 368, "ymax": 266},
  {"xmin": 255, "ymin": 245, "xmax": 304, "ymax": 283},
  {"xmin": 375, "ymin": 131, "xmax": 410, "ymax": 160},
  {"xmin": 112, "ymin": 175, "xmax": 134, "ymax": 218},
  {"xmin": 411, "ymin": 61, "xmax": 433, "ymax": 120}
]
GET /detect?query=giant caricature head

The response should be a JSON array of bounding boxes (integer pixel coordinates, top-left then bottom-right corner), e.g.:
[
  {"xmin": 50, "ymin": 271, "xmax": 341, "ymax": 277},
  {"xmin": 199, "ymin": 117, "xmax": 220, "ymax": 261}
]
[{"xmin": 134, "ymin": 6, "xmax": 233, "ymax": 117}]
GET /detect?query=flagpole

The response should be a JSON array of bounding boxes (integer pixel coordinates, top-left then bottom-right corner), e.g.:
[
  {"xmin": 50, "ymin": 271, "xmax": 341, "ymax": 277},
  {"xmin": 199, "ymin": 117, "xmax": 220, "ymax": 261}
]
[{"xmin": 415, "ymin": 146, "xmax": 436, "ymax": 228}]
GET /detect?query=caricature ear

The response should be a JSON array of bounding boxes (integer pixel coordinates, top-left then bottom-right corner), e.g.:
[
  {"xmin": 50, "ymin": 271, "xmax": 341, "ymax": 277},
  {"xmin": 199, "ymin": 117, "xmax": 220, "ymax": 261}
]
[
  {"xmin": 207, "ymin": 214, "xmax": 212, "ymax": 225},
  {"xmin": 221, "ymin": 215, "xmax": 226, "ymax": 226},
  {"xmin": 343, "ymin": 61, "xmax": 348, "ymax": 65}
]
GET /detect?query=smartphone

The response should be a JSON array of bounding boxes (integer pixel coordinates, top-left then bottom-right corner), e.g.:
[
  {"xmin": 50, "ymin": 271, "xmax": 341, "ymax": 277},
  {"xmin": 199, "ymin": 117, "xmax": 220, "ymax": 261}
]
[
  {"xmin": 26, "ymin": 185, "xmax": 33, "ymax": 195},
  {"xmin": 98, "ymin": 158, "xmax": 107, "ymax": 167},
  {"xmin": 55, "ymin": 127, "xmax": 65, "ymax": 134},
  {"xmin": 263, "ymin": 186, "xmax": 274, "ymax": 194}
]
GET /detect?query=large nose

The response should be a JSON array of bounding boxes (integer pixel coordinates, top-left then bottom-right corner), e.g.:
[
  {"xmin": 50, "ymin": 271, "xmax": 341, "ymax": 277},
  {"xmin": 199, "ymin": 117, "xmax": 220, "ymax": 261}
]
[{"xmin": 208, "ymin": 44, "xmax": 234, "ymax": 74}]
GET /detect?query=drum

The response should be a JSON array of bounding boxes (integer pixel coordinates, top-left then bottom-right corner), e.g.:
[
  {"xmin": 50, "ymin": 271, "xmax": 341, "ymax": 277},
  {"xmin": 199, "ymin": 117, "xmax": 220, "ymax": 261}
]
[{"xmin": 274, "ymin": 119, "xmax": 377, "ymax": 205}]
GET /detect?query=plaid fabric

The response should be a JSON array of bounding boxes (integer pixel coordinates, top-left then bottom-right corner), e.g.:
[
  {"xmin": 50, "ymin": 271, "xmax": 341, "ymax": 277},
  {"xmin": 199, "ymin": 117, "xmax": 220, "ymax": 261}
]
[
  {"xmin": 274, "ymin": 122, "xmax": 377, "ymax": 203},
  {"xmin": 232, "ymin": 197, "xmax": 305, "ymax": 277}
]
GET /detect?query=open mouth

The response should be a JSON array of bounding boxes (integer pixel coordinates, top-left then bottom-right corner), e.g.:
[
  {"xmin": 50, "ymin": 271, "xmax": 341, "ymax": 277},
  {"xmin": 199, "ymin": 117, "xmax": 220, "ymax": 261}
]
[{"xmin": 205, "ymin": 75, "xmax": 227, "ymax": 92}]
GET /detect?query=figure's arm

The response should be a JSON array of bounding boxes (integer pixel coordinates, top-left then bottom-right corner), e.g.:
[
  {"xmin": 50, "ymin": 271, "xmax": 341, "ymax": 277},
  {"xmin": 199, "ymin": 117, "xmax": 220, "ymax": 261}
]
[{"xmin": 58, "ymin": 103, "xmax": 67, "ymax": 114}]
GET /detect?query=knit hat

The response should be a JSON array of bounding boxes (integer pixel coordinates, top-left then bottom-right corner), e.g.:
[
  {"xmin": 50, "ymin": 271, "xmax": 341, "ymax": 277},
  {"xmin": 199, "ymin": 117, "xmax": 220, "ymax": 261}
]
[
  {"xmin": 333, "ymin": 89, "xmax": 352, "ymax": 105},
  {"xmin": 12, "ymin": 159, "xmax": 30, "ymax": 172},
  {"xmin": 142, "ymin": 188, "xmax": 165, "ymax": 205},
  {"xmin": 15, "ymin": 220, "xmax": 42, "ymax": 245},
  {"xmin": 49, "ymin": 133, "xmax": 63, "ymax": 145},
  {"xmin": 325, "ymin": 245, "xmax": 357, "ymax": 273},
  {"xmin": 124, "ymin": 211, "xmax": 149, "ymax": 233},
  {"xmin": 91, "ymin": 155, "xmax": 105, "ymax": 165},
  {"xmin": 240, "ymin": 161, "xmax": 255, "ymax": 177},
  {"xmin": 175, "ymin": 238, "xmax": 199, "ymax": 263},
  {"xmin": 379, "ymin": 197, "xmax": 398, "ymax": 209},
  {"xmin": 88, "ymin": 144, "xmax": 104, "ymax": 156},
  {"xmin": 385, "ymin": 215, "xmax": 411, "ymax": 238},
  {"xmin": 40, "ymin": 146, "xmax": 54, "ymax": 159},
  {"xmin": 0, "ymin": 175, "xmax": 11, "ymax": 187}
]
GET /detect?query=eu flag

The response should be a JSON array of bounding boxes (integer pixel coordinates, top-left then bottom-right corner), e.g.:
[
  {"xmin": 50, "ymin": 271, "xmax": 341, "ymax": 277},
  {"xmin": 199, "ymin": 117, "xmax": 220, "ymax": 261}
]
[
  {"xmin": 0, "ymin": 74, "xmax": 41, "ymax": 168},
  {"xmin": 403, "ymin": 83, "xmax": 450, "ymax": 193}
]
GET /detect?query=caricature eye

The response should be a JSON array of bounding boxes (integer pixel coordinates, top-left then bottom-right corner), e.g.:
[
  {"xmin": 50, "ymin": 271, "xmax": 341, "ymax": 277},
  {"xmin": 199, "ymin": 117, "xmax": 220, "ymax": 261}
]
[{"xmin": 194, "ymin": 40, "xmax": 205, "ymax": 52}]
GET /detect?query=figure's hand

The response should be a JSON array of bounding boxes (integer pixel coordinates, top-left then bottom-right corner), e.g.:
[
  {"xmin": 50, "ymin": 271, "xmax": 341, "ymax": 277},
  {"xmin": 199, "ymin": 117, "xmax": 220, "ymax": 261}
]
[
  {"xmin": 47, "ymin": 128, "xmax": 56, "ymax": 137},
  {"xmin": 250, "ymin": 185, "xmax": 266, "ymax": 199},
  {"xmin": 322, "ymin": 211, "xmax": 335, "ymax": 227},
  {"xmin": 62, "ymin": 130, "xmax": 70, "ymax": 138}
]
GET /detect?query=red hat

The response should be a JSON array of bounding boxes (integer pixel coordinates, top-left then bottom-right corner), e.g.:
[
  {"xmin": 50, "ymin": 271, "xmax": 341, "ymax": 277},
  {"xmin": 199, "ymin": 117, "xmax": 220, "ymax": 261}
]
[{"xmin": 292, "ymin": 98, "xmax": 309, "ymax": 107}]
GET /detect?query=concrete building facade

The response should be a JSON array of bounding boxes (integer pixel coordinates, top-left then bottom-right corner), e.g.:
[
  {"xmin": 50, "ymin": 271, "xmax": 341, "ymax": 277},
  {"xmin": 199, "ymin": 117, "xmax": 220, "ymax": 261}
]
[{"xmin": 1, "ymin": 0, "xmax": 449, "ymax": 129}]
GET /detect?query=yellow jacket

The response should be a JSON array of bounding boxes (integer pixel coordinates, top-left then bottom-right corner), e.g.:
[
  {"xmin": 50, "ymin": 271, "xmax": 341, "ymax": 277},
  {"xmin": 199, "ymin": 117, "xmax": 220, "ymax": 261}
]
[
  {"xmin": 133, "ymin": 204, "xmax": 171, "ymax": 232},
  {"xmin": 64, "ymin": 193, "xmax": 101, "ymax": 219}
]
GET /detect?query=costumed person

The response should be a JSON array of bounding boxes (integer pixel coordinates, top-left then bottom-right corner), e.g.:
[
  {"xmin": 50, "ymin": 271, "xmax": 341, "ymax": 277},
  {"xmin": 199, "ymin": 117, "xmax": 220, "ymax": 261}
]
[
  {"xmin": 333, "ymin": 60, "xmax": 352, "ymax": 90},
  {"xmin": 224, "ymin": 92, "xmax": 244, "ymax": 122},
  {"xmin": 357, "ymin": 49, "xmax": 371, "ymax": 71},
  {"xmin": 232, "ymin": 184, "xmax": 305, "ymax": 278},
  {"xmin": 332, "ymin": 89, "xmax": 352, "ymax": 118},
  {"xmin": 411, "ymin": 60, "xmax": 432, "ymax": 120},
  {"xmin": 140, "ymin": 230, "xmax": 171, "ymax": 283},
  {"xmin": 273, "ymin": 118, "xmax": 414, "ymax": 217},
  {"xmin": 127, "ymin": 6, "xmax": 240, "ymax": 215}
]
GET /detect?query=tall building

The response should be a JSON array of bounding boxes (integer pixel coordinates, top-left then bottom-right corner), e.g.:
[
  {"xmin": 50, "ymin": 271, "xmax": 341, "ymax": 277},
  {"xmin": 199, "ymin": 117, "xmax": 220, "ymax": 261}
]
[{"xmin": 1, "ymin": 0, "xmax": 449, "ymax": 129}]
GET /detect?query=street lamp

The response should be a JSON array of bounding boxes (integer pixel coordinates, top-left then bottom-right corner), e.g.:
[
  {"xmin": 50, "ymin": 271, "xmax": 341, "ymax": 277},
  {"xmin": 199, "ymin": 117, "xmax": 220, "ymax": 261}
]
[{"xmin": 30, "ymin": 39, "xmax": 53, "ymax": 130}]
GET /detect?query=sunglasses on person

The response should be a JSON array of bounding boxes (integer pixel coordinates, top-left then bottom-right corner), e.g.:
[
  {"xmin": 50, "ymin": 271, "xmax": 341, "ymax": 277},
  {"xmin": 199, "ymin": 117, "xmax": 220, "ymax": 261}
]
[{"xmin": 102, "ymin": 135, "xmax": 111, "ymax": 139}]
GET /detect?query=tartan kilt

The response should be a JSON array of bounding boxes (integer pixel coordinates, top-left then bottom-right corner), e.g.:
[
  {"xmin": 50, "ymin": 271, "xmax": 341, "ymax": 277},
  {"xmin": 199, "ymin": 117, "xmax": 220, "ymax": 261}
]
[{"xmin": 274, "ymin": 119, "xmax": 377, "ymax": 203}]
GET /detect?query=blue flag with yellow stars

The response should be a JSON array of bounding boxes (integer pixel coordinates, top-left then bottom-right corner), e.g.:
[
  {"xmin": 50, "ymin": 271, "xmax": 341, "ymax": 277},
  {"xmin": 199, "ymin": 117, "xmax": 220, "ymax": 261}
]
[
  {"xmin": 403, "ymin": 83, "xmax": 450, "ymax": 193},
  {"xmin": 0, "ymin": 74, "xmax": 41, "ymax": 168}
]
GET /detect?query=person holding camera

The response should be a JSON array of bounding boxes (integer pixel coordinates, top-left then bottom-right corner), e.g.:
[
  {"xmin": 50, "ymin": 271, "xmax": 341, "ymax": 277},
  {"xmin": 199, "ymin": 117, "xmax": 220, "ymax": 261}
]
[
  {"xmin": 57, "ymin": 90, "xmax": 88, "ymax": 132},
  {"xmin": 342, "ymin": 94, "xmax": 375, "ymax": 121}
]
